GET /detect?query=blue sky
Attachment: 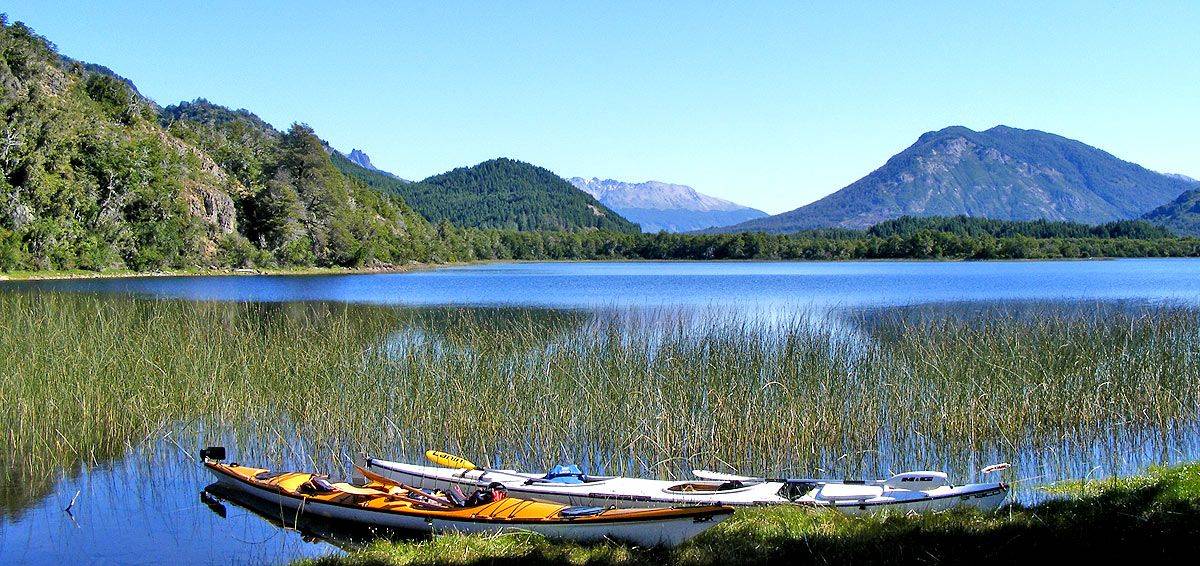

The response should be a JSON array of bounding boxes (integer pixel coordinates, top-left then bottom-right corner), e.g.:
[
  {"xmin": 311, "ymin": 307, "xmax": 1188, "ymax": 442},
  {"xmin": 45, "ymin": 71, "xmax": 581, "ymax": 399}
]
[{"xmin": 7, "ymin": 1, "xmax": 1198, "ymax": 213}]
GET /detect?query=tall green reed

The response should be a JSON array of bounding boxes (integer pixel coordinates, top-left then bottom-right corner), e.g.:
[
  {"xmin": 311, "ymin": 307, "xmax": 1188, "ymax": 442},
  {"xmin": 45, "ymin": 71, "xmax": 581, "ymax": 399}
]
[{"xmin": 2, "ymin": 293, "xmax": 1198, "ymax": 516}]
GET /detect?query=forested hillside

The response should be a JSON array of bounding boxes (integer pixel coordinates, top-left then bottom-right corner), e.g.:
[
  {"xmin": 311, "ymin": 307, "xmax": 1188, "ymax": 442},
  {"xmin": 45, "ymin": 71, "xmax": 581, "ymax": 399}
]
[
  {"xmin": 0, "ymin": 18, "xmax": 238, "ymax": 271},
  {"xmin": 410, "ymin": 158, "xmax": 639, "ymax": 232},
  {"xmin": 1143, "ymin": 189, "xmax": 1200, "ymax": 236},
  {"xmin": 164, "ymin": 99, "xmax": 441, "ymax": 266},
  {"xmin": 0, "ymin": 16, "xmax": 444, "ymax": 272},
  {"xmin": 864, "ymin": 216, "xmax": 1173, "ymax": 239}
]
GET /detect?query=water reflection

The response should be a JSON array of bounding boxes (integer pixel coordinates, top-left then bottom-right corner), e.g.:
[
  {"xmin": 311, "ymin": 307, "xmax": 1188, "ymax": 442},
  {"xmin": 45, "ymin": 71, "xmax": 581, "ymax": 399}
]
[
  {"xmin": 202, "ymin": 483, "xmax": 430, "ymax": 551},
  {"xmin": 0, "ymin": 449, "xmax": 341, "ymax": 565},
  {"xmin": 8, "ymin": 259, "xmax": 1200, "ymax": 310}
]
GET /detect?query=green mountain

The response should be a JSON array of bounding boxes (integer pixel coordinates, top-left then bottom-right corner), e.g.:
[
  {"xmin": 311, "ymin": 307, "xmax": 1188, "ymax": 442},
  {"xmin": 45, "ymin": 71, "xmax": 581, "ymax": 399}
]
[
  {"xmin": 0, "ymin": 17, "xmax": 439, "ymax": 271},
  {"xmin": 160, "ymin": 99, "xmax": 439, "ymax": 266},
  {"xmin": 0, "ymin": 20, "xmax": 242, "ymax": 270},
  {"xmin": 714, "ymin": 125, "xmax": 1198, "ymax": 234},
  {"xmin": 331, "ymin": 150, "xmax": 411, "ymax": 196},
  {"xmin": 1143, "ymin": 189, "xmax": 1200, "ymax": 236},
  {"xmin": 394, "ymin": 158, "xmax": 639, "ymax": 232}
]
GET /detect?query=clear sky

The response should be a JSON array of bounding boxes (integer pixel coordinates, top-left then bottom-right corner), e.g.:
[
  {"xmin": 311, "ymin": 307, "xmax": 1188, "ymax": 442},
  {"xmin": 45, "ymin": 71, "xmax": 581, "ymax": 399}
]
[{"xmin": 6, "ymin": 1, "xmax": 1198, "ymax": 214}]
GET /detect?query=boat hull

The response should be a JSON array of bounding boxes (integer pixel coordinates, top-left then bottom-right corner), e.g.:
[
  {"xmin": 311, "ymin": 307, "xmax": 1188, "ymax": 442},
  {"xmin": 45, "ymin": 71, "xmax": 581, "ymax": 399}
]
[{"xmin": 796, "ymin": 483, "xmax": 1010, "ymax": 515}]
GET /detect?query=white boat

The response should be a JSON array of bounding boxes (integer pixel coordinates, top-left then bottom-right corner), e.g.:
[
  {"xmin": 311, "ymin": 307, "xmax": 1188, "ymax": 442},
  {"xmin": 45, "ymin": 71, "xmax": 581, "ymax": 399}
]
[
  {"xmin": 201, "ymin": 449, "xmax": 732, "ymax": 547},
  {"xmin": 365, "ymin": 457, "xmax": 1010, "ymax": 515}
]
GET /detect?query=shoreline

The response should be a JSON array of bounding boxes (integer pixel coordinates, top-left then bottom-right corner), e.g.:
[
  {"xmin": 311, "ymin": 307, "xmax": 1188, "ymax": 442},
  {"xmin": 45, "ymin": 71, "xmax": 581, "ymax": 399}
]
[
  {"xmin": 0, "ymin": 262, "xmax": 452, "ymax": 282},
  {"xmin": 0, "ymin": 255, "xmax": 1153, "ymax": 282}
]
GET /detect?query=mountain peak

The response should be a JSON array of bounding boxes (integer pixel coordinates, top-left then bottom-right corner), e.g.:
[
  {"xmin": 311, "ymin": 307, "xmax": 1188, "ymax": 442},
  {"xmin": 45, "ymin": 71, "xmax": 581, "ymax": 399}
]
[
  {"xmin": 346, "ymin": 148, "xmax": 375, "ymax": 170},
  {"xmin": 568, "ymin": 177, "xmax": 767, "ymax": 232},
  {"xmin": 338, "ymin": 148, "xmax": 408, "ymax": 181},
  {"xmin": 926, "ymin": 124, "xmax": 977, "ymax": 137},
  {"xmin": 711, "ymin": 126, "xmax": 1195, "ymax": 233}
]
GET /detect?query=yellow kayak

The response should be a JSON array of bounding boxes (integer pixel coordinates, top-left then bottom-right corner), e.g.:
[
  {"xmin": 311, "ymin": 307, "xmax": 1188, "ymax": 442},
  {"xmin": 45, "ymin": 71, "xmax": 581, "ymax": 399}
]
[{"xmin": 201, "ymin": 448, "xmax": 732, "ymax": 547}]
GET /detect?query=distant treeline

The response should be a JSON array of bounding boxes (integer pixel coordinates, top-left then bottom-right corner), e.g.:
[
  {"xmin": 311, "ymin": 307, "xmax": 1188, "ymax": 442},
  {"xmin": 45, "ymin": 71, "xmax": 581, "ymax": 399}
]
[
  {"xmin": 862, "ymin": 216, "xmax": 1174, "ymax": 240},
  {"xmin": 435, "ymin": 217, "xmax": 1200, "ymax": 262}
]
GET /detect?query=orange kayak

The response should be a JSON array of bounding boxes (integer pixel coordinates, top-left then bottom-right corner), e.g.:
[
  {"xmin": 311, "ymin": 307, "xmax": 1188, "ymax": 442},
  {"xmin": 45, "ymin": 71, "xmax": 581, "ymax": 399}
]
[{"xmin": 201, "ymin": 449, "xmax": 732, "ymax": 547}]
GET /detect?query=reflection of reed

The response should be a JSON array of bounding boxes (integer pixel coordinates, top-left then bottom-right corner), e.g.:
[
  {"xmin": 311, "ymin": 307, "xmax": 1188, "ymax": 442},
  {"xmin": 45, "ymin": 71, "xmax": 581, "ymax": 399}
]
[{"xmin": 3, "ymin": 293, "xmax": 1199, "ymax": 517}]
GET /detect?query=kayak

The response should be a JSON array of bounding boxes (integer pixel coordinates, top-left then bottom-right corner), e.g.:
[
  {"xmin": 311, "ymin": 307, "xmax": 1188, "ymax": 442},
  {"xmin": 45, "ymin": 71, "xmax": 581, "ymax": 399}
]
[
  {"xmin": 200, "ymin": 448, "xmax": 733, "ymax": 547},
  {"xmin": 365, "ymin": 457, "xmax": 1009, "ymax": 515}
]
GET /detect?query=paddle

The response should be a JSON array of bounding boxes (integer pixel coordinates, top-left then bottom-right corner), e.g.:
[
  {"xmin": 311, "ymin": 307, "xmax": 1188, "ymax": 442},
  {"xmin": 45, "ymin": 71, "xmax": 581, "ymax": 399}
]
[
  {"xmin": 424, "ymin": 450, "xmax": 568, "ymax": 484},
  {"xmin": 355, "ymin": 465, "xmax": 455, "ymax": 508},
  {"xmin": 424, "ymin": 450, "xmax": 493, "ymax": 472}
]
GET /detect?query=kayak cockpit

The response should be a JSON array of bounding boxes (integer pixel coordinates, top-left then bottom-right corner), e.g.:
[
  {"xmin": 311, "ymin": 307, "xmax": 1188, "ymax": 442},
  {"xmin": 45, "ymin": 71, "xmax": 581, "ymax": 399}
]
[{"xmin": 663, "ymin": 480, "xmax": 758, "ymax": 494}]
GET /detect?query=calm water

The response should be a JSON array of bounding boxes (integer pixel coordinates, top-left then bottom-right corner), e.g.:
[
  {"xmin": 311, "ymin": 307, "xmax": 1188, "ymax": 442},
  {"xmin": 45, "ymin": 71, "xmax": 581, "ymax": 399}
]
[
  {"xmin": 1, "ymin": 451, "xmax": 340, "ymax": 566},
  {"xmin": 4, "ymin": 258, "xmax": 1200, "ymax": 565},
  {"xmin": 7, "ymin": 258, "xmax": 1200, "ymax": 309}
]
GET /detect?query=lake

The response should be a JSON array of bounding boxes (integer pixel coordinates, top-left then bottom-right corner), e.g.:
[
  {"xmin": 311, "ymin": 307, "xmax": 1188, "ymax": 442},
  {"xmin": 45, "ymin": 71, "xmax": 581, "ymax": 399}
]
[
  {"xmin": 9, "ymin": 258, "xmax": 1200, "ymax": 308},
  {"xmin": 3, "ymin": 258, "xmax": 1200, "ymax": 565}
]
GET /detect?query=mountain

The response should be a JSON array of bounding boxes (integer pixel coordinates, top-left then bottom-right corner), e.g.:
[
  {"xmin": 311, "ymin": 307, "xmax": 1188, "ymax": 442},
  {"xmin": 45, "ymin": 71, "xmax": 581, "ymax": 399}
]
[
  {"xmin": 387, "ymin": 159, "xmax": 639, "ymax": 232},
  {"xmin": 346, "ymin": 149, "xmax": 378, "ymax": 171},
  {"xmin": 1143, "ymin": 189, "xmax": 1200, "ymax": 236},
  {"xmin": 331, "ymin": 151, "xmax": 411, "ymax": 195},
  {"xmin": 343, "ymin": 148, "xmax": 406, "ymax": 181},
  {"xmin": 0, "ymin": 17, "xmax": 441, "ymax": 271},
  {"xmin": 1164, "ymin": 173, "xmax": 1198, "ymax": 184},
  {"xmin": 568, "ymin": 178, "xmax": 767, "ymax": 232},
  {"xmin": 0, "ymin": 21, "xmax": 241, "ymax": 271},
  {"xmin": 161, "ymin": 100, "xmax": 440, "ymax": 266},
  {"xmin": 713, "ymin": 125, "xmax": 1198, "ymax": 234}
]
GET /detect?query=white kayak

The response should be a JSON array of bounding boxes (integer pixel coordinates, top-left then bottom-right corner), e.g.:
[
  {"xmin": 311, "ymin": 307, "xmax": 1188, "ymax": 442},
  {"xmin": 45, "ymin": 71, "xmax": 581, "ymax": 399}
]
[{"xmin": 365, "ymin": 458, "xmax": 1010, "ymax": 515}]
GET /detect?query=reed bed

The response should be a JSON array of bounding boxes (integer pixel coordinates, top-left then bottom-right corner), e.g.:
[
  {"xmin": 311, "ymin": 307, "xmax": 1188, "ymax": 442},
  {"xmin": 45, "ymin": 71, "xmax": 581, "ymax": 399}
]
[{"xmin": 2, "ymin": 293, "xmax": 1199, "ymax": 516}]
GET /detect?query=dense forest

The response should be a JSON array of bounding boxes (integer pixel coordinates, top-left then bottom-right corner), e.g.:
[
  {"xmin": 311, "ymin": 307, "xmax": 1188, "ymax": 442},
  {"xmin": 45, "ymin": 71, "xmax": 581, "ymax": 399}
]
[
  {"xmin": 435, "ymin": 219, "xmax": 1200, "ymax": 262},
  {"xmin": 1143, "ymin": 189, "xmax": 1200, "ymax": 237},
  {"xmin": 405, "ymin": 158, "xmax": 638, "ymax": 232},
  {"xmin": 2, "ymin": 16, "xmax": 1199, "ymax": 274},
  {"xmin": 0, "ymin": 18, "xmax": 448, "ymax": 272},
  {"xmin": 862, "ymin": 216, "xmax": 1175, "ymax": 240}
]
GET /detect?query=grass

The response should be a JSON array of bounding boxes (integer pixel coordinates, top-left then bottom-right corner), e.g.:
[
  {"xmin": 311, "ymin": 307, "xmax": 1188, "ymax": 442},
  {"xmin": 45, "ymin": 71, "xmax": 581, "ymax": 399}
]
[
  {"xmin": 2, "ymin": 294, "xmax": 1199, "ymax": 518},
  {"xmin": 0, "ymin": 262, "xmax": 436, "ymax": 280},
  {"xmin": 291, "ymin": 463, "xmax": 1200, "ymax": 566}
]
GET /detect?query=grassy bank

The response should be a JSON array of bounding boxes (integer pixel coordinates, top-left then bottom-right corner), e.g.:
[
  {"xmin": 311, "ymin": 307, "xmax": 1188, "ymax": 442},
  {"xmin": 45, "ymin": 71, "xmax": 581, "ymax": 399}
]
[
  {"xmin": 0, "ymin": 262, "xmax": 438, "ymax": 281},
  {"xmin": 293, "ymin": 463, "xmax": 1200, "ymax": 566},
  {"xmin": 3, "ymin": 294, "xmax": 1199, "ymax": 517}
]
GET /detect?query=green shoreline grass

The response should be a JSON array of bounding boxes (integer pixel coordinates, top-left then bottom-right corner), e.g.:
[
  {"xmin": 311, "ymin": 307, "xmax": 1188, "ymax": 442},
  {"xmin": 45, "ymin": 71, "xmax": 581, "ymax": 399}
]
[
  {"xmin": 294, "ymin": 463, "xmax": 1200, "ymax": 566},
  {"xmin": 0, "ymin": 262, "xmax": 442, "ymax": 281},
  {"xmin": 0, "ymin": 255, "xmax": 1137, "ymax": 281}
]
